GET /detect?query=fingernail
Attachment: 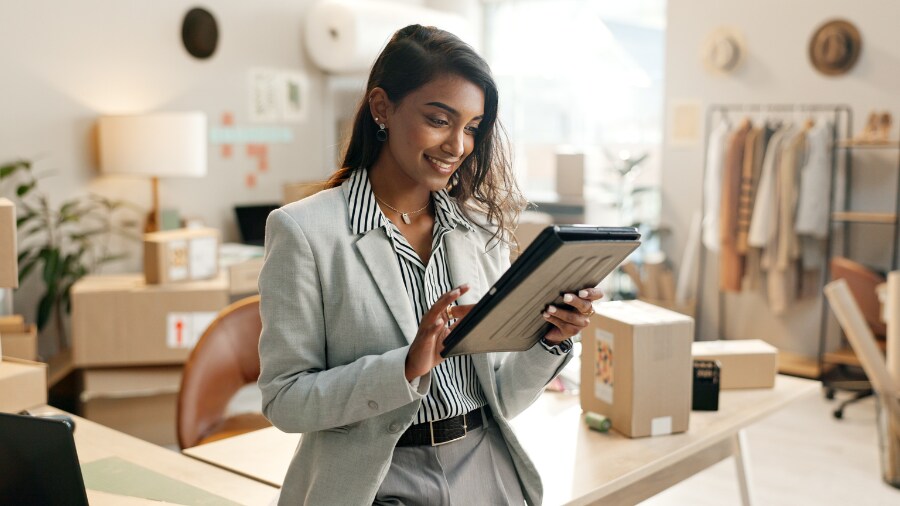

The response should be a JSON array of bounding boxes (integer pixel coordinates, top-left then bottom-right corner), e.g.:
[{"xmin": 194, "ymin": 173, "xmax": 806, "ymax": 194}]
[
  {"xmin": 548, "ymin": 305, "xmax": 557, "ymax": 314},
  {"xmin": 563, "ymin": 294, "xmax": 574, "ymax": 303},
  {"xmin": 436, "ymin": 318, "xmax": 444, "ymax": 326},
  {"xmin": 542, "ymin": 312, "xmax": 550, "ymax": 319},
  {"xmin": 579, "ymin": 290, "xmax": 589, "ymax": 298}
]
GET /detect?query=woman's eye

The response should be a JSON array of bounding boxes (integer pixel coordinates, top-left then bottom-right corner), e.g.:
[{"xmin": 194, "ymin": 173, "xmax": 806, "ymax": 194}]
[
  {"xmin": 429, "ymin": 117, "xmax": 449, "ymax": 126},
  {"xmin": 465, "ymin": 125, "xmax": 480, "ymax": 135}
]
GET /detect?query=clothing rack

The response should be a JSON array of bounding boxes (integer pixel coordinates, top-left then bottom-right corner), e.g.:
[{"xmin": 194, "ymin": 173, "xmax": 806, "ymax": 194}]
[{"xmin": 694, "ymin": 104, "xmax": 852, "ymax": 351}]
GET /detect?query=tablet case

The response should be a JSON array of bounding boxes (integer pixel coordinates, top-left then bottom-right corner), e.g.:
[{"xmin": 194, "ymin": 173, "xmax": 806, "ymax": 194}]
[{"xmin": 441, "ymin": 225, "xmax": 640, "ymax": 357}]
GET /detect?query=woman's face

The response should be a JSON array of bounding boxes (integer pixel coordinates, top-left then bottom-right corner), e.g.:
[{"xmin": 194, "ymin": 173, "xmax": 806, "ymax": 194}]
[{"xmin": 378, "ymin": 74, "xmax": 485, "ymax": 192}]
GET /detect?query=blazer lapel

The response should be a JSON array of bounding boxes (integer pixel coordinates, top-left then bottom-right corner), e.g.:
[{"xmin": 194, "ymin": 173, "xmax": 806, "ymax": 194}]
[
  {"xmin": 355, "ymin": 229, "xmax": 419, "ymax": 344},
  {"xmin": 444, "ymin": 228, "xmax": 484, "ymax": 304}
]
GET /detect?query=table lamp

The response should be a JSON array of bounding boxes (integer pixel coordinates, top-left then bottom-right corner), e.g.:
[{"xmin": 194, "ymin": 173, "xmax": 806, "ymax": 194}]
[{"xmin": 98, "ymin": 112, "xmax": 207, "ymax": 232}]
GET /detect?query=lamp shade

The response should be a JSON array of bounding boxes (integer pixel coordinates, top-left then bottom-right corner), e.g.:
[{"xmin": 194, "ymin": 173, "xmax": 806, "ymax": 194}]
[{"xmin": 98, "ymin": 112, "xmax": 207, "ymax": 178}]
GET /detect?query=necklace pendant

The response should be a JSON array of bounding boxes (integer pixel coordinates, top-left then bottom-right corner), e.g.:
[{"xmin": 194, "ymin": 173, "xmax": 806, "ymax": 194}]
[{"xmin": 401, "ymin": 213, "xmax": 411, "ymax": 225}]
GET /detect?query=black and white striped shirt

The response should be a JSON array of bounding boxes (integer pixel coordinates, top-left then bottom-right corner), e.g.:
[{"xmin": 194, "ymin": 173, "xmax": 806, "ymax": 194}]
[{"xmin": 346, "ymin": 168, "xmax": 487, "ymax": 423}]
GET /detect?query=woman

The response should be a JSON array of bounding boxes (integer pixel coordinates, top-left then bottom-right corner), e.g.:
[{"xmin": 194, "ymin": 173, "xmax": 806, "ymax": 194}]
[{"xmin": 258, "ymin": 24, "xmax": 601, "ymax": 505}]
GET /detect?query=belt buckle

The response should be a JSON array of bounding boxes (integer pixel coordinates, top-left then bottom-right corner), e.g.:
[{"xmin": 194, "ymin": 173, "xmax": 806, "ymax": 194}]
[{"xmin": 429, "ymin": 414, "xmax": 467, "ymax": 446}]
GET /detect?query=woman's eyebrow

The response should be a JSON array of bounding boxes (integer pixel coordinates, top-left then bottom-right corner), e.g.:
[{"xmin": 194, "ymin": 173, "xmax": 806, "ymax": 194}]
[{"xmin": 425, "ymin": 101, "xmax": 484, "ymax": 120}]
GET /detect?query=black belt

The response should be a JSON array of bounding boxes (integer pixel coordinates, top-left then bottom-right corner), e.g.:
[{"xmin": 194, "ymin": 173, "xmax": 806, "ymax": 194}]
[{"xmin": 396, "ymin": 406, "xmax": 490, "ymax": 447}]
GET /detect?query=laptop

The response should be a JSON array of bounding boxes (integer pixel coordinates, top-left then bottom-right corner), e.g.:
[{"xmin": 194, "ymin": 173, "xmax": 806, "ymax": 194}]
[
  {"xmin": 234, "ymin": 203, "xmax": 280, "ymax": 246},
  {"xmin": 0, "ymin": 412, "xmax": 89, "ymax": 506},
  {"xmin": 441, "ymin": 225, "xmax": 641, "ymax": 357}
]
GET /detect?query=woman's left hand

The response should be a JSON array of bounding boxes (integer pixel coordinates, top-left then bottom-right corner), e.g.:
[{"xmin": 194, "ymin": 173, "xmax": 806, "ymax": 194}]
[{"xmin": 542, "ymin": 287, "xmax": 603, "ymax": 344}]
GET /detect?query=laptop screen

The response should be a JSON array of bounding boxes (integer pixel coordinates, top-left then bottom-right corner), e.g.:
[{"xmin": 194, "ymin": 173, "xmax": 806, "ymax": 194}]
[
  {"xmin": 234, "ymin": 204, "xmax": 280, "ymax": 246},
  {"xmin": 0, "ymin": 412, "xmax": 89, "ymax": 506}
]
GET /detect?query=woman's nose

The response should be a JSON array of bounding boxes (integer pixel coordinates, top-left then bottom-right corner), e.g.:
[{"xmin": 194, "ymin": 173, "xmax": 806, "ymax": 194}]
[{"xmin": 442, "ymin": 128, "xmax": 465, "ymax": 158}]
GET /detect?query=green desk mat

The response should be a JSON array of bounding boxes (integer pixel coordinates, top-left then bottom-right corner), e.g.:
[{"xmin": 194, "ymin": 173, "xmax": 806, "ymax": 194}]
[{"xmin": 81, "ymin": 456, "xmax": 243, "ymax": 505}]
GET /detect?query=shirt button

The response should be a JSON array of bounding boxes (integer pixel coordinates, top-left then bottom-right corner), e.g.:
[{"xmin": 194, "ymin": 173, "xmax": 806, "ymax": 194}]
[
  {"xmin": 388, "ymin": 422, "xmax": 402, "ymax": 433},
  {"xmin": 368, "ymin": 400, "xmax": 379, "ymax": 410}
]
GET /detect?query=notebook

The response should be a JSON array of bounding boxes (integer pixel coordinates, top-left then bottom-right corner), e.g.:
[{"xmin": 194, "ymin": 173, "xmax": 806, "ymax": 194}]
[{"xmin": 440, "ymin": 225, "xmax": 640, "ymax": 357}]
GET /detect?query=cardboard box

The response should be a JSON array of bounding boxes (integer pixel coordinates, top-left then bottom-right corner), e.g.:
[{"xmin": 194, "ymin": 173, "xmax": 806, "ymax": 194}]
[
  {"xmin": 556, "ymin": 153, "xmax": 585, "ymax": 201},
  {"xmin": 0, "ymin": 358, "xmax": 47, "ymax": 413},
  {"xmin": 79, "ymin": 366, "xmax": 182, "ymax": 446},
  {"xmin": 692, "ymin": 339, "xmax": 778, "ymax": 389},
  {"xmin": 581, "ymin": 300, "xmax": 694, "ymax": 438},
  {"xmin": 283, "ymin": 181, "xmax": 326, "ymax": 204},
  {"xmin": 71, "ymin": 274, "xmax": 229, "ymax": 367},
  {"xmin": 0, "ymin": 323, "xmax": 37, "ymax": 361},
  {"xmin": 228, "ymin": 257, "xmax": 264, "ymax": 295},
  {"xmin": 0, "ymin": 198, "xmax": 17, "ymax": 288},
  {"xmin": 144, "ymin": 228, "xmax": 220, "ymax": 285}
]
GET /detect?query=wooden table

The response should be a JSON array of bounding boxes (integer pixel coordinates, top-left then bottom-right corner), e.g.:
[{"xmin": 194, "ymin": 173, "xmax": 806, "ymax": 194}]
[
  {"xmin": 32, "ymin": 406, "xmax": 278, "ymax": 505},
  {"xmin": 183, "ymin": 375, "xmax": 818, "ymax": 505}
]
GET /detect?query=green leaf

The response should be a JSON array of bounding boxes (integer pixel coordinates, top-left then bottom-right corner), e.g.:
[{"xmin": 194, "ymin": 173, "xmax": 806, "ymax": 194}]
[
  {"xmin": 41, "ymin": 248, "xmax": 61, "ymax": 287},
  {"xmin": 0, "ymin": 161, "xmax": 25, "ymax": 179},
  {"xmin": 96, "ymin": 253, "xmax": 129, "ymax": 264},
  {"xmin": 16, "ymin": 212, "xmax": 36, "ymax": 228},
  {"xmin": 18, "ymin": 255, "xmax": 40, "ymax": 283},
  {"xmin": 36, "ymin": 289, "xmax": 55, "ymax": 330},
  {"xmin": 16, "ymin": 182, "xmax": 35, "ymax": 197}
]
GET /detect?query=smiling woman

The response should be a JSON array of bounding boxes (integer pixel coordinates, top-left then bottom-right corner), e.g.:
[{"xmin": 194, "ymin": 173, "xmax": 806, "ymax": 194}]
[{"xmin": 258, "ymin": 24, "xmax": 602, "ymax": 506}]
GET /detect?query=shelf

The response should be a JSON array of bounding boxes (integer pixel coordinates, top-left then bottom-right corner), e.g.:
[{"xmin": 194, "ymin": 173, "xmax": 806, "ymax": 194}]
[
  {"xmin": 831, "ymin": 211, "xmax": 897, "ymax": 224},
  {"xmin": 776, "ymin": 351, "xmax": 824, "ymax": 379},
  {"xmin": 836, "ymin": 139, "xmax": 900, "ymax": 149},
  {"xmin": 822, "ymin": 340, "xmax": 887, "ymax": 368}
]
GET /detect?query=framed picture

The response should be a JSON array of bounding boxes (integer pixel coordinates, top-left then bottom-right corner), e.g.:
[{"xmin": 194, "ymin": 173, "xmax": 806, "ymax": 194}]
[
  {"xmin": 248, "ymin": 68, "xmax": 280, "ymax": 123},
  {"xmin": 281, "ymin": 71, "xmax": 309, "ymax": 123}
]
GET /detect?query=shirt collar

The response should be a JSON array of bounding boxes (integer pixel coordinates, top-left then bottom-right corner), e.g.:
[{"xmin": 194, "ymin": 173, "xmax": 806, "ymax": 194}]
[{"xmin": 343, "ymin": 168, "xmax": 475, "ymax": 235}]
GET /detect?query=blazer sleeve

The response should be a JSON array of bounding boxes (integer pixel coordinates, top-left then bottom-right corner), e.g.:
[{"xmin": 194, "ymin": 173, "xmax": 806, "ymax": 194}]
[
  {"xmin": 257, "ymin": 209, "xmax": 429, "ymax": 434},
  {"xmin": 485, "ymin": 239, "xmax": 573, "ymax": 420}
]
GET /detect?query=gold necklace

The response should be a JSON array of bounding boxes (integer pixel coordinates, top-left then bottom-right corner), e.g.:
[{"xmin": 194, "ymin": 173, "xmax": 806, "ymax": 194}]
[{"xmin": 372, "ymin": 192, "xmax": 430, "ymax": 224}]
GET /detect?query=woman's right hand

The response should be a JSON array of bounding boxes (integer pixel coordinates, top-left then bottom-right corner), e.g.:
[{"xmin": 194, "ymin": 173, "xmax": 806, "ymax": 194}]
[{"xmin": 404, "ymin": 284, "xmax": 470, "ymax": 382}]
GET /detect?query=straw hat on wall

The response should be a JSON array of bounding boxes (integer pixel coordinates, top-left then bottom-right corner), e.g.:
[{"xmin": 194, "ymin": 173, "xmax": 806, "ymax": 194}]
[
  {"xmin": 702, "ymin": 26, "xmax": 746, "ymax": 75},
  {"xmin": 808, "ymin": 19, "xmax": 862, "ymax": 76}
]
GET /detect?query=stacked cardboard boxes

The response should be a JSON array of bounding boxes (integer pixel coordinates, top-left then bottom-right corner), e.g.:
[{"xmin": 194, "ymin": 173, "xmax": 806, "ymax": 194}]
[
  {"xmin": 144, "ymin": 227, "xmax": 220, "ymax": 284},
  {"xmin": 0, "ymin": 315, "xmax": 37, "ymax": 361},
  {"xmin": 0, "ymin": 198, "xmax": 17, "ymax": 289},
  {"xmin": 0, "ymin": 358, "xmax": 47, "ymax": 413},
  {"xmin": 692, "ymin": 339, "xmax": 778, "ymax": 389}
]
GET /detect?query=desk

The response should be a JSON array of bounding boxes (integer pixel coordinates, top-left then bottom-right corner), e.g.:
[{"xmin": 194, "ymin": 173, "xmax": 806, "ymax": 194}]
[
  {"xmin": 33, "ymin": 406, "xmax": 278, "ymax": 505},
  {"xmin": 183, "ymin": 375, "xmax": 817, "ymax": 505}
]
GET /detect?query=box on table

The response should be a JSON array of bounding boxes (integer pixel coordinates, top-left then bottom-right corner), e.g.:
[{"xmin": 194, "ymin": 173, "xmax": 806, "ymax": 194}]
[
  {"xmin": 0, "ymin": 357, "xmax": 47, "ymax": 413},
  {"xmin": 71, "ymin": 274, "xmax": 229, "ymax": 367},
  {"xmin": 0, "ymin": 323, "xmax": 37, "ymax": 361},
  {"xmin": 228, "ymin": 258, "xmax": 264, "ymax": 295},
  {"xmin": 0, "ymin": 198, "xmax": 17, "ymax": 288},
  {"xmin": 144, "ymin": 228, "xmax": 220, "ymax": 285},
  {"xmin": 79, "ymin": 366, "xmax": 182, "ymax": 446},
  {"xmin": 581, "ymin": 300, "xmax": 694, "ymax": 438},
  {"xmin": 691, "ymin": 339, "xmax": 777, "ymax": 389}
]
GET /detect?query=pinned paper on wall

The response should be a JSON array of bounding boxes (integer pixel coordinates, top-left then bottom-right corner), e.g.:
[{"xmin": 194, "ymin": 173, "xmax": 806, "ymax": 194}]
[
  {"xmin": 248, "ymin": 68, "xmax": 310, "ymax": 124},
  {"xmin": 167, "ymin": 312, "xmax": 218, "ymax": 349},
  {"xmin": 669, "ymin": 99, "xmax": 702, "ymax": 147},
  {"xmin": 247, "ymin": 143, "xmax": 269, "ymax": 172}
]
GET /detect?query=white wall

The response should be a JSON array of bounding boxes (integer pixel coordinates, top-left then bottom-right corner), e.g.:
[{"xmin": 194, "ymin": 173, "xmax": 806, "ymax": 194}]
[
  {"xmin": 661, "ymin": 0, "xmax": 900, "ymax": 355},
  {"xmin": 0, "ymin": 0, "xmax": 478, "ymax": 355}
]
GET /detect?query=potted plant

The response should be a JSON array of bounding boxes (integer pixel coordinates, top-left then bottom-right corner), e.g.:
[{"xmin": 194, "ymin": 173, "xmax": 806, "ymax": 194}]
[{"xmin": 0, "ymin": 158, "xmax": 141, "ymax": 353}]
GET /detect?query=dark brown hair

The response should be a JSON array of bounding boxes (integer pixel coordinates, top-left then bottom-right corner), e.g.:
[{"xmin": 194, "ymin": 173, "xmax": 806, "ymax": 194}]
[{"xmin": 326, "ymin": 24, "xmax": 524, "ymax": 247}]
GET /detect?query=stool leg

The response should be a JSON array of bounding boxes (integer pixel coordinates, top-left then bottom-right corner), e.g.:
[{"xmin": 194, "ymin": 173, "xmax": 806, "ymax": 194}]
[{"xmin": 733, "ymin": 430, "xmax": 754, "ymax": 506}]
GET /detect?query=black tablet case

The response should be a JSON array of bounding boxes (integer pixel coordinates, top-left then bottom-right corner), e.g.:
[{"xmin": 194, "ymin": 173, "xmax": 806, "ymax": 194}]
[{"xmin": 441, "ymin": 225, "xmax": 640, "ymax": 357}]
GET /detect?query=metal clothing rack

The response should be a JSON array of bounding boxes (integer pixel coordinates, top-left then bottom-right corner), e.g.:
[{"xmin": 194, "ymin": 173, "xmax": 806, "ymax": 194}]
[{"xmin": 694, "ymin": 104, "xmax": 852, "ymax": 352}]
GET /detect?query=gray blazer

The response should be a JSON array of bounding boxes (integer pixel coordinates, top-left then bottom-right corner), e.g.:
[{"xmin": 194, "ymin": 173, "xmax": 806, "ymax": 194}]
[{"xmin": 258, "ymin": 180, "xmax": 572, "ymax": 505}]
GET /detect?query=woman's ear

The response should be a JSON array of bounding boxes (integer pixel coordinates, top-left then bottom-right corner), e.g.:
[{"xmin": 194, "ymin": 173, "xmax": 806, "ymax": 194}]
[{"xmin": 367, "ymin": 87, "xmax": 392, "ymax": 127}]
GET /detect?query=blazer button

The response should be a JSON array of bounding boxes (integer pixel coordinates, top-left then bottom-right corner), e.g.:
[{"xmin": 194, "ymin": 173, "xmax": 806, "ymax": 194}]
[
  {"xmin": 388, "ymin": 422, "xmax": 402, "ymax": 433},
  {"xmin": 368, "ymin": 400, "xmax": 379, "ymax": 410}
]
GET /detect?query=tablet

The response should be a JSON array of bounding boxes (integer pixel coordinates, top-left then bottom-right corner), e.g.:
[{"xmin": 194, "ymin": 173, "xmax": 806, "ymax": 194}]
[{"xmin": 440, "ymin": 225, "xmax": 640, "ymax": 357}]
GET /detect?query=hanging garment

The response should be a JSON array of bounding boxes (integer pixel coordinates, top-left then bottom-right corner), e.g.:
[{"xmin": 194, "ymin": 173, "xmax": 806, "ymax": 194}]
[
  {"xmin": 736, "ymin": 127, "xmax": 765, "ymax": 254},
  {"xmin": 702, "ymin": 119, "xmax": 732, "ymax": 252},
  {"xmin": 719, "ymin": 120, "xmax": 753, "ymax": 292},
  {"xmin": 768, "ymin": 130, "xmax": 807, "ymax": 315},
  {"xmin": 740, "ymin": 124, "xmax": 777, "ymax": 291},
  {"xmin": 795, "ymin": 121, "xmax": 834, "ymax": 238},
  {"xmin": 748, "ymin": 124, "xmax": 795, "ymax": 250}
]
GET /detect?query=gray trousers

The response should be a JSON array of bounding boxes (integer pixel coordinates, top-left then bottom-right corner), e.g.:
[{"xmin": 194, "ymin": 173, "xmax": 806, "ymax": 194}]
[{"xmin": 374, "ymin": 414, "xmax": 526, "ymax": 506}]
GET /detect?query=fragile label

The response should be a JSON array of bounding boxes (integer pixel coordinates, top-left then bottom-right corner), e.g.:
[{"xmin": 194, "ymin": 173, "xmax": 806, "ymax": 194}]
[
  {"xmin": 166, "ymin": 312, "xmax": 218, "ymax": 349},
  {"xmin": 594, "ymin": 329, "xmax": 614, "ymax": 404},
  {"xmin": 189, "ymin": 236, "xmax": 218, "ymax": 279}
]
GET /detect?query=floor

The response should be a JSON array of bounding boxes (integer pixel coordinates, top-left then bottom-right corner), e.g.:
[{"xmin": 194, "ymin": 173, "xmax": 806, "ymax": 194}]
[{"xmin": 642, "ymin": 389, "xmax": 900, "ymax": 506}]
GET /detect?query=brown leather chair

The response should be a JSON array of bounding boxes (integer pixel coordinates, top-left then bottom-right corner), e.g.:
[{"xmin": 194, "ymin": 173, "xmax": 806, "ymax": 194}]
[{"xmin": 177, "ymin": 295, "xmax": 271, "ymax": 449}]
